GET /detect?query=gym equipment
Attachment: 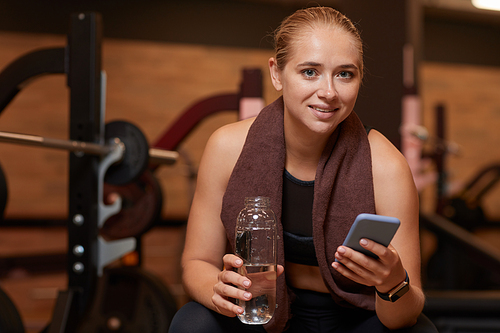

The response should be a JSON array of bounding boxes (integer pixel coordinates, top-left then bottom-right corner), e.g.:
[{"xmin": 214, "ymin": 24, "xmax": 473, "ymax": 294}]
[
  {"xmin": 421, "ymin": 213, "xmax": 500, "ymax": 332},
  {"xmin": 420, "ymin": 104, "xmax": 500, "ymax": 331},
  {"xmin": 101, "ymin": 169, "xmax": 163, "ymax": 240},
  {"xmin": 76, "ymin": 266, "xmax": 177, "ymax": 333},
  {"xmin": 442, "ymin": 164, "xmax": 500, "ymax": 231},
  {"xmin": 152, "ymin": 68, "xmax": 263, "ymax": 152},
  {"xmin": 112, "ymin": 68, "xmax": 265, "ymax": 230},
  {"xmin": 422, "ymin": 213, "xmax": 500, "ymax": 289},
  {"xmin": 0, "ymin": 12, "xmax": 178, "ymax": 333},
  {"xmin": 422, "ymin": 103, "xmax": 500, "ymax": 290},
  {"xmin": 0, "ymin": 11, "xmax": 265, "ymax": 333},
  {"xmin": 0, "ymin": 121, "xmax": 177, "ymax": 186},
  {"xmin": 105, "ymin": 121, "xmax": 149, "ymax": 185}
]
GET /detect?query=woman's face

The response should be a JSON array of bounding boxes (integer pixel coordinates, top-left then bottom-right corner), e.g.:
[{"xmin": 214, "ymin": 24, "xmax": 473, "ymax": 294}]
[{"xmin": 269, "ymin": 26, "xmax": 362, "ymax": 137}]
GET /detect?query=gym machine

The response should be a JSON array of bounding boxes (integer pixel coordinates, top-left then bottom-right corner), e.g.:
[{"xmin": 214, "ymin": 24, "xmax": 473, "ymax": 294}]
[
  {"xmin": 419, "ymin": 104, "xmax": 500, "ymax": 332},
  {"xmin": 0, "ymin": 11, "xmax": 265, "ymax": 332},
  {"xmin": 0, "ymin": 12, "xmax": 179, "ymax": 333}
]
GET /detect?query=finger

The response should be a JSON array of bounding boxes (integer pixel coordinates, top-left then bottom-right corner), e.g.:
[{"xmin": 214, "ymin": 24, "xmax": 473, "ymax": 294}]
[
  {"xmin": 219, "ymin": 268, "xmax": 252, "ymax": 290},
  {"xmin": 332, "ymin": 259, "xmax": 370, "ymax": 286},
  {"xmin": 214, "ymin": 274, "xmax": 252, "ymax": 300},
  {"xmin": 211, "ymin": 292, "xmax": 244, "ymax": 317},
  {"xmin": 360, "ymin": 242, "xmax": 406, "ymax": 289},
  {"xmin": 354, "ymin": 241, "xmax": 408, "ymax": 289},
  {"xmin": 335, "ymin": 245, "xmax": 375, "ymax": 270},
  {"xmin": 358, "ymin": 239, "xmax": 393, "ymax": 263},
  {"xmin": 223, "ymin": 254, "xmax": 244, "ymax": 270},
  {"xmin": 277, "ymin": 264, "xmax": 284, "ymax": 277},
  {"xmin": 334, "ymin": 246, "xmax": 381, "ymax": 279},
  {"xmin": 337, "ymin": 257, "xmax": 365, "ymax": 278},
  {"xmin": 223, "ymin": 255, "xmax": 252, "ymax": 287}
]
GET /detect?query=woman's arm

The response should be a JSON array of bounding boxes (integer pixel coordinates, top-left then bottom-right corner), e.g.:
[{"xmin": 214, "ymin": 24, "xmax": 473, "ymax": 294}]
[
  {"xmin": 333, "ymin": 129, "xmax": 424, "ymax": 329},
  {"xmin": 369, "ymin": 129, "xmax": 424, "ymax": 328},
  {"xmin": 181, "ymin": 119, "xmax": 254, "ymax": 317}
]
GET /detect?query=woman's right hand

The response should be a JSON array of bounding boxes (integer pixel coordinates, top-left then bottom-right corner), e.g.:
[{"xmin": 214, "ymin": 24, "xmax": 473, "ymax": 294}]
[{"xmin": 212, "ymin": 254, "xmax": 252, "ymax": 317}]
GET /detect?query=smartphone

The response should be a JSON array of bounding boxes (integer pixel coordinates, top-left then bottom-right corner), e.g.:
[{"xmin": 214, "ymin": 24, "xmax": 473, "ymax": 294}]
[{"xmin": 337, "ymin": 213, "xmax": 400, "ymax": 260}]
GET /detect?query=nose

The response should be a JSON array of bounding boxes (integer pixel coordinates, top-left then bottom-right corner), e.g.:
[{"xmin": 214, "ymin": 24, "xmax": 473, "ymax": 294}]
[{"xmin": 317, "ymin": 77, "xmax": 337, "ymax": 100}]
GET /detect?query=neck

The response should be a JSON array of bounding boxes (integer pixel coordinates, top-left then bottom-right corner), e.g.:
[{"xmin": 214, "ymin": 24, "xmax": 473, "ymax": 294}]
[{"xmin": 284, "ymin": 117, "xmax": 332, "ymax": 181}]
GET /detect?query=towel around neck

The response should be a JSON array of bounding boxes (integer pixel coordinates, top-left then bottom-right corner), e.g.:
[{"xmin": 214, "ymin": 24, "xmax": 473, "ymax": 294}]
[{"xmin": 221, "ymin": 96, "xmax": 376, "ymax": 332}]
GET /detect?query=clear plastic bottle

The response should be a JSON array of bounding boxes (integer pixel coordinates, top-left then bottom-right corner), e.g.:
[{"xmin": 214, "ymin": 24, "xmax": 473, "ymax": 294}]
[{"xmin": 234, "ymin": 196, "xmax": 277, "ymax": 325}]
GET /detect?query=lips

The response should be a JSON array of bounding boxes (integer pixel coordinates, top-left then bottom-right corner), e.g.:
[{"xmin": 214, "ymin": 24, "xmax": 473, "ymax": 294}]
[{"xmin": 310, "ymin": 106, "xmax": 339, "ymax": 113}]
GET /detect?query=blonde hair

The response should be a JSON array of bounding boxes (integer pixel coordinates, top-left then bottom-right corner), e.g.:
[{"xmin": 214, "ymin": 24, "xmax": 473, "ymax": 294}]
[{"xmin": 273, "ymin": 6, "xmax": 364, "ymax": 78}]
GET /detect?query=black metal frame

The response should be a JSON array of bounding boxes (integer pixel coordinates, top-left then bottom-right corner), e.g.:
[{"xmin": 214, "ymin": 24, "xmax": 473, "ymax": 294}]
[
  {"xmin": 421, "ymin": 213, "xmax": 500, "ymax": 331},
  {"xmin": 54, "ymin": 12, "xmax": 103, "ymax": 332},
  {"xmin": 0, "ymin": 12, "xmax": 104, "ymax": 332},
  {"xmin": 39, "ymin": 12, "xmax": 104, "ymax": 333}
]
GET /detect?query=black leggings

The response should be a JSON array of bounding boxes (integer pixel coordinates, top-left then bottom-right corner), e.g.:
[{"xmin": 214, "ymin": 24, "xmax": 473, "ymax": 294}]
[{"xmin": 168, "ymin": 289, "xmax": 438, "ymax": 333}]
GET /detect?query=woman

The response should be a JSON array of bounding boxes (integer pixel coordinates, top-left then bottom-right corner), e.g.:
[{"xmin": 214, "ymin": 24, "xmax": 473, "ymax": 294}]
[{"xmin": 169, "ymin": 6, "xmax": 436, "ymax": 333}]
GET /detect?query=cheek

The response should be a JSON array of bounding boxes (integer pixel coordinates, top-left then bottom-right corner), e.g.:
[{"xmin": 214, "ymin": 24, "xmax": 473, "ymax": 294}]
[
  {"xmin": 340, "ymin": 85, "xmax": 360, "ymax": 103},
  {"xmin": 284, "ymin": 80, "xmax": 316, "ymax": 96}
]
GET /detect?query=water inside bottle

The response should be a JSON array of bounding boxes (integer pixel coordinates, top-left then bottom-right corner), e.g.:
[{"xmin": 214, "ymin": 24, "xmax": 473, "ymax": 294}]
[{"xmin": 235, "ymin": 263, "xmax": 276, "ymax": 324}]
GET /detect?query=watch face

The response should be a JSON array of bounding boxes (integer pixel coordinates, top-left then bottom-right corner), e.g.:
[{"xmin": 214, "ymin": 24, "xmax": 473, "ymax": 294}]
[
  {"xmin": 390, "ymin": 282, "xmax": 409, "ymax": 301},
  {"xmin": 376, "ymin": 271, "xmax": 410, "ymax": 302}
]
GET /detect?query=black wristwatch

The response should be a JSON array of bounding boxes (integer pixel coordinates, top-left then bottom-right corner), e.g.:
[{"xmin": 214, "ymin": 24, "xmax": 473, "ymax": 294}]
[{"xmin": 376, "ymin": 270, "xmax": 410, "ymax": 302}]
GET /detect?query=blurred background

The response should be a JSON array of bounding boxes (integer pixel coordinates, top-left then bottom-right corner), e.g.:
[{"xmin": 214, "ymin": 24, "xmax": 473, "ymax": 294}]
[{"xmin": 0, "ymin": 0, "xmax": 499, "ymax": 332}]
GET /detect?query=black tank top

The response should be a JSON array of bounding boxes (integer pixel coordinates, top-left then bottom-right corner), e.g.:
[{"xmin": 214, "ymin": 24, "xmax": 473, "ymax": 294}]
[
  {"xmin": 282, "ymin": 170, "xmax": 318, "ymax": 266},
  {"xmin": 282, "ymin": 125, "xmax": 373, "ymax": 266}
]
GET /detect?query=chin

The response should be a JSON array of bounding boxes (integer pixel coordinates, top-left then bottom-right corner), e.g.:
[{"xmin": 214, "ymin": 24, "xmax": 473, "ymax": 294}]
[{"xmin": 308, "ymin": 120, "xmax": 341, "ymax": 136}]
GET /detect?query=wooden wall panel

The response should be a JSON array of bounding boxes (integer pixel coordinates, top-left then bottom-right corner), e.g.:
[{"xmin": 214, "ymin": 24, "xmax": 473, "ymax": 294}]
[
  {"xmin": 1, "ymin": 32, "xmax": 499, "ymax": 223},
  {"xmin": 420, "ymin": 62, "xmax": 500, "ymax": 219},
  {"xmin": 0, "ymin": 32, "xmax": 280, "ymax": 220}
]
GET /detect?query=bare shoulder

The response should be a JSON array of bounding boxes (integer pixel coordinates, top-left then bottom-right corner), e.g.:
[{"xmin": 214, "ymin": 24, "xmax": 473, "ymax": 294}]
[
  {"xmin": 205, "ymin": 118, "xmax": 254, "ymax": 165},
  {"xmin": 198, "ymin": 117, "xmax": 255, "ymax": 189},
  {"xmin": 367, "ymin": 129, "xmax": 418, "ymax": 216},
  {"xmin": 208, "ymin": 117, "xmax": 254, "ymax": 153},
  {"xmin": 367, "ymin": 129, "xmax": 412, "ymax": 182}
]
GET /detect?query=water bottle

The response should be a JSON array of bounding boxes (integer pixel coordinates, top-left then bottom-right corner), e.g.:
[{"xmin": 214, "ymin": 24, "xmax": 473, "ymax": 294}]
[{"xmin": 234, "ymin": 196, "xmax": 277, "ymax": 325}]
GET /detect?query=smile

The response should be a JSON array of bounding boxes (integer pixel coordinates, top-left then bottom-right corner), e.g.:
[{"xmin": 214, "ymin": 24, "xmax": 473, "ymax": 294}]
[{"xmin": 310, "ymin": 106, "xmax": 338, "ymax": 113}]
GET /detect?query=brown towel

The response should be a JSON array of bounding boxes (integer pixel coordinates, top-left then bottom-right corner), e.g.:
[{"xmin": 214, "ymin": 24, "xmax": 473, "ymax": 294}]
[{"xmin": 221, "ymin": 97, "xmax": 376, "ymax": 332}]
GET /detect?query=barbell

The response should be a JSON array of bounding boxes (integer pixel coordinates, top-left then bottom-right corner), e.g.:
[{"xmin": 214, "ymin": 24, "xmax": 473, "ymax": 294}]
[{"xmin": 0, "ymin": 120, "xmax": 178, "ymax": 185}]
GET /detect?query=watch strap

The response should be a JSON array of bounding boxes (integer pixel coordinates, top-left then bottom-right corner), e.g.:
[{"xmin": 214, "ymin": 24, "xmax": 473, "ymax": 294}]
[{"xmin": 376, "ymin": 270, "xmax": 410, "ymax": 302}]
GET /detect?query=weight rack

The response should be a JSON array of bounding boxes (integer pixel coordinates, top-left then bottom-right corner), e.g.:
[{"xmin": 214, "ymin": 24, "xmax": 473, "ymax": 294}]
[{"xmin": 0, "ymin": 12, "xmax": 134, "ymax": 332}]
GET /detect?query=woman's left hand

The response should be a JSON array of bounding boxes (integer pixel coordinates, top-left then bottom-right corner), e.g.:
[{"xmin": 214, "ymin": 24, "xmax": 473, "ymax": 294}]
[{"xmin": 331, "ymin": 238, "xmax": 406, "ymax": 293}]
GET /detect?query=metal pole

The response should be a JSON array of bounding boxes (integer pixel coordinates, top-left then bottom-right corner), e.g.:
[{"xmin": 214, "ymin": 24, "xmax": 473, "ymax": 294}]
[{"xmin": 0, "ymin": 130, "xmax": 178, "ymax": 164}]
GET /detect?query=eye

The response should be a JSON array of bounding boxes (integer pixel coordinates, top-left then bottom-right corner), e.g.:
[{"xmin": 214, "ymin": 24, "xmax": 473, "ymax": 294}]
[
  {"xmin": 338, "ymin": 71, "xmax": 353, "ymax": 79},
  {"xmin": 301, "ymin": 69, "xmax": 317, "ymax": 77}
]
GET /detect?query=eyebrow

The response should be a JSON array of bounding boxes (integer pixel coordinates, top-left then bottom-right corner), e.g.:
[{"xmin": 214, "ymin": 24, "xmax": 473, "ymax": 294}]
[
  {"xmin": 297, "ymin": 62, "xmax": 359, "ymax": 71},
  {"xmin": 297, "ymin": 61, "xmax": 322, "ymax": 67},
  {"xmin": 340, "ymin": 64, "xmax": 359, "ymax": 70}
]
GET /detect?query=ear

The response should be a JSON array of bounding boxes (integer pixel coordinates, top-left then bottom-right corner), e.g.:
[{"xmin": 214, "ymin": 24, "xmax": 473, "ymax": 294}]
[{"xmin": 268, "ymin": 57, "xmax": 283, "ymax": 92}]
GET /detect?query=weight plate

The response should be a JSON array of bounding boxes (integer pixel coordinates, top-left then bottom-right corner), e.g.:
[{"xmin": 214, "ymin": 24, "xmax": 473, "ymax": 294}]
[
  {"xmin": 0, "ymin": 287, "xmax": 25, "ymax": 333},
  {"xmin": 101, "ymin": 170, "xmax": 163, "ymax": 240},
  {"xmin": 77, "ymin": 267, "xmax": 177, "ymax": 333},
  {"xmin": 104, "ymin": 121, "xmax": 149, "ymax": 186}
]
